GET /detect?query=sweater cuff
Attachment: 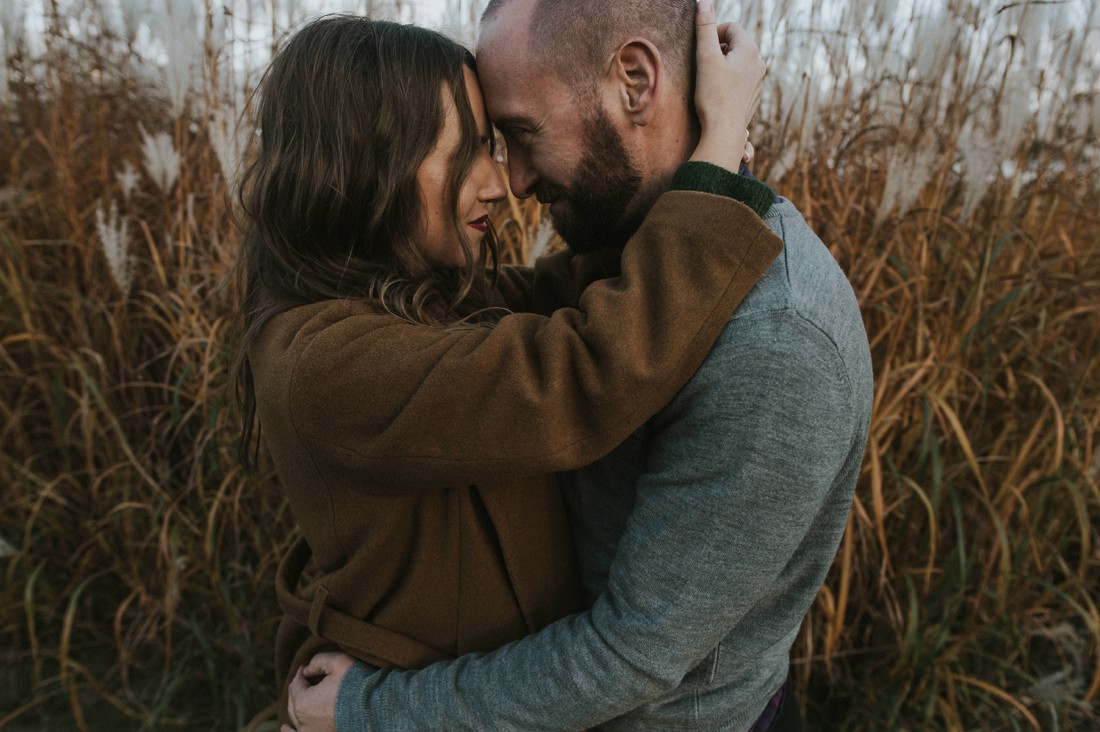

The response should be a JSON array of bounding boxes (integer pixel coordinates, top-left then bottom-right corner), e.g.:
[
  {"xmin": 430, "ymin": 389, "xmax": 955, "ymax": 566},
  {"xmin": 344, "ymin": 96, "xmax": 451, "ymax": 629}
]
[
  {"xmin": 335, "ymin": 661, "xmax": 374, "ymax": 732},
  {"xmin": 671, "ymin": 162, "xmax": 775, "ymax": 219}
]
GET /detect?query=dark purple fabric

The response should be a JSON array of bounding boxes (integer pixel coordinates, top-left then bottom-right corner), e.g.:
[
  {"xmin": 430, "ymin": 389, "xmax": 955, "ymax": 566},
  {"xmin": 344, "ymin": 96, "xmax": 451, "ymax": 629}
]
[{"xmin": 747, "ymin": 686, "xmax": 784, "ymax": 732}]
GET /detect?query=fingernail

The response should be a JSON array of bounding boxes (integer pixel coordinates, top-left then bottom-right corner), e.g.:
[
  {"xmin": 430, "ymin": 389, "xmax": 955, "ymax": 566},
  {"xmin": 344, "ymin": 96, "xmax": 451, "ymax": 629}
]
[{"xmin": 699, "ymin": 0, "xmax": 712, "ymax": 12}]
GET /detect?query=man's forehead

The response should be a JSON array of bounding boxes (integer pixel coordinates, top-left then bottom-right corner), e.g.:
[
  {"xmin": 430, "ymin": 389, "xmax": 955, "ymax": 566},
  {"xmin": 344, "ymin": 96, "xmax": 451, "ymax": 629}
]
[
  {"xmin": 476, "ymin": 8, "xmax": 531, "ymax": 78},
  {"xmin": 477, "ymin": 0, "xmax": 532, "ymax": 51},
  {"xmin": 477, "ymin": 63, "xmax": 570, "ymax": 132},
  {"xmin": 479, "ymin": 0, "xmax": 539, "ymax": 43},
  {"xmin": 476, "ymin": 21, "xmax": 558, "ymax": 123}
]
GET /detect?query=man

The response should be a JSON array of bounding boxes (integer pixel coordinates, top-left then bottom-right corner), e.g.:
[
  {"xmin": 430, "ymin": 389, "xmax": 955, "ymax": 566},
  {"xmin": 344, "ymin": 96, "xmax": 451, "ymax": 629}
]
[{"xmin": 288, "ymin": 0, "xmax": 872, "ymax": 729}]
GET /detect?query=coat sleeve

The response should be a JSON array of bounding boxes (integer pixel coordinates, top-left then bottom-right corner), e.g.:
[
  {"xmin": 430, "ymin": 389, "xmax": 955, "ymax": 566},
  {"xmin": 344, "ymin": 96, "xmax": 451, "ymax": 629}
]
[
  {"xmin": 490, "ymin": 159, "xmax": 767, "ymax": 316},
  {"xmin": 493, "ymin": 247, "xmax": 622, "ymax": 315},
  {"xmin": 287, "ymin": 191, "xmax": 782, "ymax": 487}
]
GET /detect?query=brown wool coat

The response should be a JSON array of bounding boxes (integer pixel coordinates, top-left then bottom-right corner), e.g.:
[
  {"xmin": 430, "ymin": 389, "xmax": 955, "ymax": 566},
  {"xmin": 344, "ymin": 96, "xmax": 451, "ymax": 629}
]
[{"xmin": 250, "ymin": 192, "xmax": 783, "ymax": 708}]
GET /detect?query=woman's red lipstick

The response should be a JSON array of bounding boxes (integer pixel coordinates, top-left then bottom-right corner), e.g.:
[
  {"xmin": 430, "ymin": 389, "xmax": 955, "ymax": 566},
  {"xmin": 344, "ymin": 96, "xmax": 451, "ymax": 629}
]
[{"xmin": 468, "ymin": 216, "xmax": 489, "ymax": 233}]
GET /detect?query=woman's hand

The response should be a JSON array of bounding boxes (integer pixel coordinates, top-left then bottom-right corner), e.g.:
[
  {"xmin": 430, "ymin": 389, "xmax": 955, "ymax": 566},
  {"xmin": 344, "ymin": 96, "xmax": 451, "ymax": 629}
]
[
  {"xmin": 282, "ymin": 652, "xmax": 356, "ymax": 732},
  {"xmin": 689, "ymin": 0, "xmax": 766, "ymax": 172}
]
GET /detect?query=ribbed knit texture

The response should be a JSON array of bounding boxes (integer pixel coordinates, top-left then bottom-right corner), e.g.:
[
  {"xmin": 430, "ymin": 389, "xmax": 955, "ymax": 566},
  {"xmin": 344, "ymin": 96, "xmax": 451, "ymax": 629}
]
[{"xmin": 671, "ymin": 161, "xmax": 776, "ymax": 218}]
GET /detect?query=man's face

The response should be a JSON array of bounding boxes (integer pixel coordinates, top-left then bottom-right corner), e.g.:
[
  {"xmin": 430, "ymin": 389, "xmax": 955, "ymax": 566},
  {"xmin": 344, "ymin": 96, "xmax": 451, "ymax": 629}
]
[
  {"xmin": 477, "ymin": 15, "xmax": 644, "ymax": 253},
  {"xmin": 529, "ymin": 102, "xmax": 644, "ymax": 254}
]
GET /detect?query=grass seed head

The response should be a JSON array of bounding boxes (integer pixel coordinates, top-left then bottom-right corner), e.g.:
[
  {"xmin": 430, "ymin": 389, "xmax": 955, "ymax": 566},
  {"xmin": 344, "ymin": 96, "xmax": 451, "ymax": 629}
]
[
  {"xmin": 95, "ymin": 199, "xmax": 134, "ymax": 296},
  {"xmin": 116, "ymin": 160, "xmax": 140, "ymax": 202},
  {"xmin": 140, "ymin": 127, "xmax": 180, "ymax": 194}
]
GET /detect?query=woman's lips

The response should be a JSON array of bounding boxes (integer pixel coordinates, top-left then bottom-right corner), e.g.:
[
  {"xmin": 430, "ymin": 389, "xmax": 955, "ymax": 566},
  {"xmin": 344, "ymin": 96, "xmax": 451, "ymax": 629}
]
[{"xmin": 468, "ymin": 216, "xmax": 489, "ymax": 233}]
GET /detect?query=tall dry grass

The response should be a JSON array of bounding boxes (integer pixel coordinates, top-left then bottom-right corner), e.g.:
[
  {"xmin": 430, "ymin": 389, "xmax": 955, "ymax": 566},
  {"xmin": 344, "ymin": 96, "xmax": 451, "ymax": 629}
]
[{"xmin": 0, "ymin": 0, "xmax": 1098, "ymax": 729}]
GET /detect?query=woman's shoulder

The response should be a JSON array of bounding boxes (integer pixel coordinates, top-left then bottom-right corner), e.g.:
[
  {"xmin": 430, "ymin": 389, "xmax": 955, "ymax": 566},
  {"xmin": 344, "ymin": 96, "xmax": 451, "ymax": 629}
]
[
  {"xmin": 252, "ymin": 299, "xmax": 398, "ymax": 364},
  {"xmin": 267, "ymin": 299, "xmax": 392, "ymax": 339}
]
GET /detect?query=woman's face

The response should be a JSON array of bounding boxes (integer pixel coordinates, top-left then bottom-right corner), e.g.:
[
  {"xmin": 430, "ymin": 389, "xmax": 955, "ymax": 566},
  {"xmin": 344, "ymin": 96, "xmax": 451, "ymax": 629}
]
[{"xmin": 416, "ymin": 67, "xmax": 507, "ymax": 269}]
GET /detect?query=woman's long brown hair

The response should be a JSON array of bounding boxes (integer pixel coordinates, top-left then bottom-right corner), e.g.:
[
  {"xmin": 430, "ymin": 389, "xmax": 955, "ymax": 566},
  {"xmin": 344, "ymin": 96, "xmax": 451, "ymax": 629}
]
[{"xmin": 231, "ymin": 15, "xmax": 500, "ymax": 467}]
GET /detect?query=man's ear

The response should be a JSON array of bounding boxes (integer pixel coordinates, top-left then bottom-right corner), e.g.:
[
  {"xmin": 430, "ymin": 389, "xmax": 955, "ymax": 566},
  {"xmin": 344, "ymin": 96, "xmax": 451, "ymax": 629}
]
[{"xmin": 609, "ymin": 39, "xmax": 661, "ymax": 126}]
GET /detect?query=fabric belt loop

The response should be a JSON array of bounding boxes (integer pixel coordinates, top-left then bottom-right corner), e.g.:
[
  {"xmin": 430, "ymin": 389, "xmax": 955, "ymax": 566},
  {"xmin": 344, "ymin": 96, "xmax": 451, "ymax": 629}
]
[
  {"xmin": 308, "ymin": 585, "xmax": 329, "ymax": 637},
  {"xmin": 275, "ymin": 538, "xmax": 451, "ymax": 667}
]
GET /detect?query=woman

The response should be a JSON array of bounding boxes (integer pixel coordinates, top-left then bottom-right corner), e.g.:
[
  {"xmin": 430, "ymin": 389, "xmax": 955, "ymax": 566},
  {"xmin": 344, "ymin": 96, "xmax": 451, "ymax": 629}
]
[{"xmin": 232, "ymin": 10, "xmax": 778, "ymax": 729}]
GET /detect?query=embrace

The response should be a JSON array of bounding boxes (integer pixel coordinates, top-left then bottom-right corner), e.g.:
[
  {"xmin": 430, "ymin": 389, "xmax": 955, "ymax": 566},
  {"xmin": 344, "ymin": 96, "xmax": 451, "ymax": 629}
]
[{"xmin": 232, "ymin": 0, "xmax": 873, "ymax": 730}]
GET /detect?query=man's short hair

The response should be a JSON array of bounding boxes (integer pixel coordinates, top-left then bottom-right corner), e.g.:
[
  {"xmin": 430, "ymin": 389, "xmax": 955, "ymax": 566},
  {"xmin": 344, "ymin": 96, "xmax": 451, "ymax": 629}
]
[{"xmin": 481, "ymin": 0, "xmax": 696, "ymax": 96}]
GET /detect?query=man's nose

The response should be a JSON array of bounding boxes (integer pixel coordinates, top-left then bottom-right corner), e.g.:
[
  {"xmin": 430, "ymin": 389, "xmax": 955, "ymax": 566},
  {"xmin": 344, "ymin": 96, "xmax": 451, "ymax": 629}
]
[{"xmin": 506, "ymin": 150, "xmax": 538, "ymax": 199}]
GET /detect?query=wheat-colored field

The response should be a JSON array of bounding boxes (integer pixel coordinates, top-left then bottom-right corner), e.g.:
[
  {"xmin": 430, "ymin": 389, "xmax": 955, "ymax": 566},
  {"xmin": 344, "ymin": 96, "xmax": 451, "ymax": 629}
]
[{"xmin": 1, "ymin": 0, "xmax": 1097, "ymax": 729}]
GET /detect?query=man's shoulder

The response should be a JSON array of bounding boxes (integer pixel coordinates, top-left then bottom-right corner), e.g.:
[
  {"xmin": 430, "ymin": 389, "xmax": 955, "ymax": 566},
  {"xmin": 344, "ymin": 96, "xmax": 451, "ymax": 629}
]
[
  {"xmin": 691, "ymin": 198, "xmax": 871, "ymax": 393},
  {"xmin": 730, "ymin": 199, "xmax": 859, "ymax": 322}
]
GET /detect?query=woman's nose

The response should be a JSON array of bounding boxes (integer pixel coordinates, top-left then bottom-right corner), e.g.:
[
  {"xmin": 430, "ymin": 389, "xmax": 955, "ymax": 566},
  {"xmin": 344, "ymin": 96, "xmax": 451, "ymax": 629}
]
[{"xmin": 480, "ymin": 158, "xmax": 507, "ymax": 204}]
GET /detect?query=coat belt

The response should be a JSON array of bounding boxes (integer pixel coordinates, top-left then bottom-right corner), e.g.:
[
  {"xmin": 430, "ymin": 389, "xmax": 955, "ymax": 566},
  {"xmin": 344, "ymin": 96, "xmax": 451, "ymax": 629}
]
[{"xmin": 275, "ymin": 536, "xmax": 451, "ymax": 668}]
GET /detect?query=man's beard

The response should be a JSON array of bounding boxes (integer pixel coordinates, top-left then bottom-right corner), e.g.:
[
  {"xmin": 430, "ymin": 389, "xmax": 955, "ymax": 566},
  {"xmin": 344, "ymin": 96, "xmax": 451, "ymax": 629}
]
[{"xmin": 535, "ymin": 109, "xmax": 645, "ymax": 254}]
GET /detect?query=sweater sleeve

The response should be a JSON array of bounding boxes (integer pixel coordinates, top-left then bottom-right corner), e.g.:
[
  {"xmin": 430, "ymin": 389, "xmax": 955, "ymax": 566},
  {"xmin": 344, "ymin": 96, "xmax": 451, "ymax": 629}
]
[
  {"xmin": 285, "ymin": 189, "xmax": 782, "ymax": 488},
  {"xmin": 491, "ymin": 168, "xmax": 775, "ymax": 314}
]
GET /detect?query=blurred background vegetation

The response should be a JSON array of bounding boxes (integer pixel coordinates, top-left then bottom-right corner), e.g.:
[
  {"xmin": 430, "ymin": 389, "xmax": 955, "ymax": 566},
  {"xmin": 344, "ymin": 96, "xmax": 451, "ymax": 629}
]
[{"xmin": 0, "ymin": 0, "xmax": 1098, "ymax": 729}]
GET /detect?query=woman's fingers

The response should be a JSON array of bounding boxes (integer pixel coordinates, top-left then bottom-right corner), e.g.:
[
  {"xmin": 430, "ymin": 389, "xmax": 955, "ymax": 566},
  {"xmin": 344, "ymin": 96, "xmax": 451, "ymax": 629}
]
[
  {"xmin": 695, "ymin": 0, "xmax": 721, "ymax": 63},
  {"xmin": 690, "ymin": 13, "xmax": 765, "ymax": 171},
  {"xmin": 714, "ymin": 22, "xmax": 765, "ymax": 88},
  {"xmin": 716, "ymin": 21, "xmax": 732, "ymax": 54},
  {"xmin": 694, "ymin": 17, "xmax": 764, "ymax": 121},
  {"xmin": 721, "ymin": 23, "xmax": 766, "ymax": 112}
]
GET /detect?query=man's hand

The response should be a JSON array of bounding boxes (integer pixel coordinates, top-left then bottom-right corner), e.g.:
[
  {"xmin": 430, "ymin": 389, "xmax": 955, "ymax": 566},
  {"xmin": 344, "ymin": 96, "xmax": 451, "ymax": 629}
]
[{"xmin": 282, "ymin": 652, "xmax": 356, "ymax": 732}]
